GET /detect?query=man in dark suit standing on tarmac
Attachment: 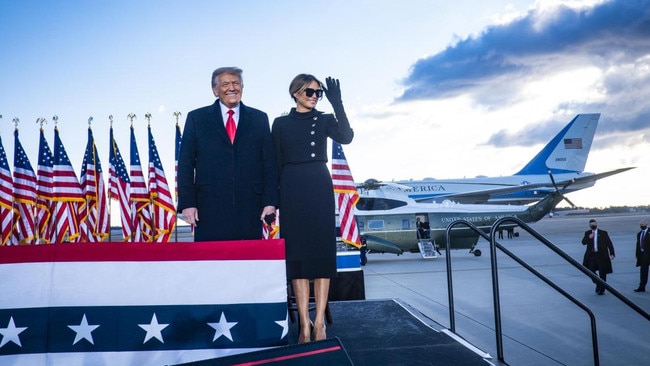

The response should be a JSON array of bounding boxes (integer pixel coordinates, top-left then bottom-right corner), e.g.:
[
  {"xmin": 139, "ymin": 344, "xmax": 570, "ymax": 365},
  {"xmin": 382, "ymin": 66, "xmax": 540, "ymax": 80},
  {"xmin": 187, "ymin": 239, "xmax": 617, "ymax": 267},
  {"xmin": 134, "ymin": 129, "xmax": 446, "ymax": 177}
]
[
  {"xmin": 177, "ymin": 67, "xmax": 277, "ymax": 241},
  {"xmin": 581, "ymin": 219, "xmax": 616, "ymax": 295},
  {"xmin": 634, "ymin": 220, "xmax": 650, "ymax": 292}
]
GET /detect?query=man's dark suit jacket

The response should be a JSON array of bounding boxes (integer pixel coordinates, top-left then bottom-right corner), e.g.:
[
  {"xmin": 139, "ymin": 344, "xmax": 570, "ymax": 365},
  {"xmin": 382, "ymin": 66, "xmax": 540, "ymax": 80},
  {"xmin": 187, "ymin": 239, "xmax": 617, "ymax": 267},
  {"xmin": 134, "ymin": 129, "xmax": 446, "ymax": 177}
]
[
  {"xmin": 636, "ymin": 229, "xmax": 650, "ymax": 267},
  {"xmin": 581, "ymin": 229, "xmax": 615, "ymax": 274},
  {"xmin": 177, "ymin": 100, "xmax": 278, "ymax": 241}
]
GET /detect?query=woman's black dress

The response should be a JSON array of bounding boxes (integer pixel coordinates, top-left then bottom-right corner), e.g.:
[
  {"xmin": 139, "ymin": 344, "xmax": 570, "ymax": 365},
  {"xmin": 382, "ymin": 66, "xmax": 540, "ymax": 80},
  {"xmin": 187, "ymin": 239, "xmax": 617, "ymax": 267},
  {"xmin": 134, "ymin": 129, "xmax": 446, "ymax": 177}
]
[{"xmin": 272, "ymin": 108, "xmax": 353, "ymax": 279}]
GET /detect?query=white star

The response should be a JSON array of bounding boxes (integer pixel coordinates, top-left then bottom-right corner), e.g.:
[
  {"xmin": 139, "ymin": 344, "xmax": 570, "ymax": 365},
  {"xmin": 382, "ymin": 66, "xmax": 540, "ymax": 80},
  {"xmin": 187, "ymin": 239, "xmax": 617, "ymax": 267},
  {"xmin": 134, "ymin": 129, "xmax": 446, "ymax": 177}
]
[
  {"xmin": 275, "ymin": 313, "xmax": 289, "ymax": 339},
  {"xmin": 138, "ymin": 313, "xmax": 169, "ymax": 344},
  {"xmin": 68, "ymin": 314, "xmax": 100, "ymax": 345},
  {"xmin": 207, "ymin": 312, "xmax": 238, "ymax": 342},
  {"xmin": 0, "ymin": 317, "xmax": 28, "ymax": 348}
]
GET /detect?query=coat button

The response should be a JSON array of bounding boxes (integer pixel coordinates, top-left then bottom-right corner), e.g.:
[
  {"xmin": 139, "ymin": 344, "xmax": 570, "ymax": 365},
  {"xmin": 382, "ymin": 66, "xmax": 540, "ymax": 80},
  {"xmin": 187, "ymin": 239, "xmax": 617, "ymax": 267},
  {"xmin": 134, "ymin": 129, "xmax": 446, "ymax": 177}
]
[
  {"xmin": 311, "ymin": 153, "xmax": 316, "ymax": 157},
  {"xmin": 310, "ymin": 142, "xmax": 315, "ymax": 146}
]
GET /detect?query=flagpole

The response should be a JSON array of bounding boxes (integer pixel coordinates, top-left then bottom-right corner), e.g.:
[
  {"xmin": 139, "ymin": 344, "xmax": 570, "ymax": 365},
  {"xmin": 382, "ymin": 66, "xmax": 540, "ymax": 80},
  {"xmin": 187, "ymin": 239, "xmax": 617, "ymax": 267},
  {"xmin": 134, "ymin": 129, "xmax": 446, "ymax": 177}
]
[
  {"xmin": 35, "ymin": 117, "xmax": 47, "ymax": 244},
  {"xmin": 81, "ymin": 116, "xmax": 92, "ymax": 242},
  {"xmin": 145, "ymin": 113, "xmax": 155, "ymax": 243},
  {"xmin": 11, "ymin": 117, "xmax": 18, "ymax": 245},
  {"xmin": 173, "ymin": 111, "xmax": 181, "ymax": 242},
  {"xmin": 107, "ymin": 115, "xmax": 113, "ymax": 242},
  {"xmin": 127, "ymin": 113, "xmax": 136, "ymax": 243},
  {"xmin": 52, "ymin": 116, "xmax": 63, "ymax": 243}
]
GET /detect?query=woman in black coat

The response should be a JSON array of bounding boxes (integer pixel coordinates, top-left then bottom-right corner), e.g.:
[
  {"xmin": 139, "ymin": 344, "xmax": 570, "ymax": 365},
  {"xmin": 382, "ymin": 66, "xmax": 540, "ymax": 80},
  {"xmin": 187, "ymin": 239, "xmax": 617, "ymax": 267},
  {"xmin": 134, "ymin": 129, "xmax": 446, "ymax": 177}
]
[{"xmin": 272, "ymin": 74, "xmax": 353, "ymax": 343}]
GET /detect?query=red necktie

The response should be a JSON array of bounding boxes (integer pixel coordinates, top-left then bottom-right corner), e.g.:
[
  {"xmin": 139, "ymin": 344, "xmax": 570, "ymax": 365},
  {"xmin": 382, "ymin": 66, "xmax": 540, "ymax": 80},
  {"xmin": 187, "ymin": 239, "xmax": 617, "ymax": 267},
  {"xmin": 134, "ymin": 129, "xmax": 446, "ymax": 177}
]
[{"xmin": 226, "ymin": 109, "xmax": 236, "ymax": 143}]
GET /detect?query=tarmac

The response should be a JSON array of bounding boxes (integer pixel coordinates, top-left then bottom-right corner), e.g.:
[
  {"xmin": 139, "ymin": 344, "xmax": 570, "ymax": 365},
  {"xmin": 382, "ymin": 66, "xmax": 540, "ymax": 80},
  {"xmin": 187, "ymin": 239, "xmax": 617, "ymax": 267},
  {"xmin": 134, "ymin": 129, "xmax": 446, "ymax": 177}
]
[{"xmin": 360, "ymin": 212, "xmax": 650, "ymax": 365}]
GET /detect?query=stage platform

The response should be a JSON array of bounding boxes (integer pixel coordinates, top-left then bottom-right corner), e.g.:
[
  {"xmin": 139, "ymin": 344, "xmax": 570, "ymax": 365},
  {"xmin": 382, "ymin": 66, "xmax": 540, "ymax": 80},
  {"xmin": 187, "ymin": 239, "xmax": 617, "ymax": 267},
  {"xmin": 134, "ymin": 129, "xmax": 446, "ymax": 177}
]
[
  {"xmin": 175, "ymin": 299, "xmax": 491, "ymax": 366},
  {"xmin": 312, "ymin": 299, "xmax": 491, "ymax": 365}
]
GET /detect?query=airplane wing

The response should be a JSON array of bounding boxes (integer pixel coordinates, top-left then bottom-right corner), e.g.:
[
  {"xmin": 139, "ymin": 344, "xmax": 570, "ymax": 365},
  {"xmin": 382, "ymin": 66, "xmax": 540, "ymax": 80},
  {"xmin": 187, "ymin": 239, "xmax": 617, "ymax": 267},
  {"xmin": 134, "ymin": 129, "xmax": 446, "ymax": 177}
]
[
  {"xmin": 410, "ymin": 182, "xmax": 551, "ymax": 204},
  {"xmin": 561, "ymin": 167, "xmax": 636, "ymax": 187},
  {"xmin": 410, "ymin": 167, "xmax": 635, "ymax": 204}
]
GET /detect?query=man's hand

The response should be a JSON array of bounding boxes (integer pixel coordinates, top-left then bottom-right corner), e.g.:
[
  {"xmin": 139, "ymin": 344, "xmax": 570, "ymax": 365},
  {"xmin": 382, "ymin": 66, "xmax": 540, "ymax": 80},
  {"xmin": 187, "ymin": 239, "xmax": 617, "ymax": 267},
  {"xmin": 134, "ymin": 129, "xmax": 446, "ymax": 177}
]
[
  {"xmin": 260, "ymin": 206, "xmax": 276, "ymax": 221},
  {"xmin": 181, "ymin": 207, "xmax": 199, "ymax": 226}
]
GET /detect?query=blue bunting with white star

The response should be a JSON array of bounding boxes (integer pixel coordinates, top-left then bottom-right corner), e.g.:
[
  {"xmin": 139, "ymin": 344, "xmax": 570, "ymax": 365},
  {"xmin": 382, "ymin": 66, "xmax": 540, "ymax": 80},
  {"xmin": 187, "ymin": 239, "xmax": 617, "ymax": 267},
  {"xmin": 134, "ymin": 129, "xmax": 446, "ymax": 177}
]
[{"xmin": 0, "ymin": 240, "xmax": 288, "ymax": 365}]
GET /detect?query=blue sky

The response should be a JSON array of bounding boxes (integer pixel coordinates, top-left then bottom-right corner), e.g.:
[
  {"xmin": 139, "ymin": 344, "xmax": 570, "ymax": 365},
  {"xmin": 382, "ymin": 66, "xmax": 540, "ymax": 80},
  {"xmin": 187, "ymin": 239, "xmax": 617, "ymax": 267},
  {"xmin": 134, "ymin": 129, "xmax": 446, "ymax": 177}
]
[{"xmin": 1, "ymin": 0, "xmax": 648, "ymax": 210}]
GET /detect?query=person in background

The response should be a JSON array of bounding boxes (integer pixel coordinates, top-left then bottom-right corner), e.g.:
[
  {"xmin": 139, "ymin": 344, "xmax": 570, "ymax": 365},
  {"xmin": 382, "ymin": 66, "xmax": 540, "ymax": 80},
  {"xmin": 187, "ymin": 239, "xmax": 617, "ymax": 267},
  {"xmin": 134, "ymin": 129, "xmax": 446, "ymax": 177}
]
[
  {"xmin": 416, "ymin": 217, "xmax": 426, "ymax": 239},
  {"xmin": 581, "ymin": 218, "xmax": 615, "ymax": 295},
  {"xmin": 177, "ymin": 66, "xmax": 277, "ymax": 241},
  {"xmin": 272, "ymin": 74, "xmax": 354, "ymax": 343},
  {"xmin": 634, "ymin": 220, "xmax": 650, "ymax": 292}
]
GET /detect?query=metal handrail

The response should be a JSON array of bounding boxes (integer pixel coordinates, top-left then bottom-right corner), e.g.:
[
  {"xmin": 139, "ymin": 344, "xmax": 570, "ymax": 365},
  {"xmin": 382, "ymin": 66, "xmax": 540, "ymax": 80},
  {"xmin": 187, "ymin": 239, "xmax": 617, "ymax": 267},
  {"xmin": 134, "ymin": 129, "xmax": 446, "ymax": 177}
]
[{"xmin": 443, "ymin": 217, "xmax": 650, "ymax": 365}]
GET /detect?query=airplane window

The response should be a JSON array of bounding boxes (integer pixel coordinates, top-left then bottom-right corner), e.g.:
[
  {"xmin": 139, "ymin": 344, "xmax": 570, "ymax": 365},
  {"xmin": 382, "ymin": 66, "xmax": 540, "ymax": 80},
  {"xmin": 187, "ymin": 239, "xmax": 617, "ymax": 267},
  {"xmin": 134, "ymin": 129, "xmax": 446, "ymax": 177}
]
[
  {"xmin": 356, "ymin": 197, "xmax": 407, "ymax": 211},
  {"xmin": 367, "ymin": 220, "xmax": 385, "ymax": 230}
]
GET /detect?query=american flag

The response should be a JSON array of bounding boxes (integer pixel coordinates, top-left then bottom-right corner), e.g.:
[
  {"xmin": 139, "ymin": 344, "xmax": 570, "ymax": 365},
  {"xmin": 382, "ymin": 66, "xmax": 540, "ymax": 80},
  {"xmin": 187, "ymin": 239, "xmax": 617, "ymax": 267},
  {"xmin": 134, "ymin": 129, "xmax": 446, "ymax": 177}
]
[
  {"xmin": 130, "ymin": 126, "xmax": 152, "ymax": 242},
  {"xmin": 564, "ymin": 138, "xmax": 583, "ymax": 149},
  {"xmin": 52, "ymin": 127, "xmax": 84, "ymax": 243},
  {"xmin": 331, "ymin": 141, "xmax": 361, "ymax": 248},
  {"xmin": 108, "ymin": 127, "xmax": 133, "ymax": 241},
  {"xmin": 79, "ymin": 127, "xmax": 109, "ymax": 242},
  {"xmin": 12, "ymin": 130, "xmax": 37, "ymax": 244},
  {"xmin": 148, "ymin": 125, "xmax": 176, "ymax": 242},
  {"xmin": 35, "ymin": 129, "xmax": 55, "ymax": 243},
  {"xmin": 0, "ymin": 136, "xmax": 16, "ymax": 246}
]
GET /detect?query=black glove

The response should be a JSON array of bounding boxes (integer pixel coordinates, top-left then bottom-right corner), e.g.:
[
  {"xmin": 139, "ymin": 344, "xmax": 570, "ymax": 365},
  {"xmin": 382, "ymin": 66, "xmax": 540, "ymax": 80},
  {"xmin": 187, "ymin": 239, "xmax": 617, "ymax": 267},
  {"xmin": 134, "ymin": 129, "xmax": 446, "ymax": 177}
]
[{"xmin": 324, "ymin": 77, "xmax": 342, "ymax": 107}]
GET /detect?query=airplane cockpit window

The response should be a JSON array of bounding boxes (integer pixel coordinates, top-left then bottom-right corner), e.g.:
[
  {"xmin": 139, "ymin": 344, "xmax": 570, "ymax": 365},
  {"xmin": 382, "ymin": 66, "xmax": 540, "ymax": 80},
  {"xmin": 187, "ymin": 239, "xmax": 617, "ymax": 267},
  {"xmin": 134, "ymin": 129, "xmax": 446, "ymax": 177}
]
[{"xmin": 356, "ymin": 197, "xmax": 408, "ymax": 211}]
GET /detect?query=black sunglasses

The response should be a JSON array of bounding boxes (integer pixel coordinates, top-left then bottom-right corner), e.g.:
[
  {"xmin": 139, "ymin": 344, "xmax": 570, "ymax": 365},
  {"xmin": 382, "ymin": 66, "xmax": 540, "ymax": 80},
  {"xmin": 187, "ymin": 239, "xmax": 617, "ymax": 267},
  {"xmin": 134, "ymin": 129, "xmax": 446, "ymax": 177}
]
[{"xmin": 304, "ymin": 88, "xmax": 324, "ymax": 98}]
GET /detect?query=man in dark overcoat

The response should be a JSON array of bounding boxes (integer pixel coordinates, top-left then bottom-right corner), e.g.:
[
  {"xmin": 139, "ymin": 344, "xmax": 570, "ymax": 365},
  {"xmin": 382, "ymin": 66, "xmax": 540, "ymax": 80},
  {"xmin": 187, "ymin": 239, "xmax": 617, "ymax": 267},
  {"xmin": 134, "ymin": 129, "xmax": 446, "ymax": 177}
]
[
  {"xmin": 581, "ymin": 219, "xmax": 616, "ymax": 295},
  {"xmin": 634, "ymin": 220, "xmax": 650, "ymax": 292},
  {"xmin": 177, "ymin": 67, "xmax": 277, "ymax": 241}
]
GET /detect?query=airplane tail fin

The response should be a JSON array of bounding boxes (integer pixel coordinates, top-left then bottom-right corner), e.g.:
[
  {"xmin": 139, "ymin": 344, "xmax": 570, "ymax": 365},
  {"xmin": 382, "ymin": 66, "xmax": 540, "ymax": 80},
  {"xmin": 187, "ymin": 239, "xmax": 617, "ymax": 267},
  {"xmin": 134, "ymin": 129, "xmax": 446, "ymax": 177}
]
[
  {"xmin": 515, "ymin": 114, "xmax": 600, "ymax": 175},
  {"xmin": 527, "ymin": 191, "xmax": 565, "ymax": 222}
]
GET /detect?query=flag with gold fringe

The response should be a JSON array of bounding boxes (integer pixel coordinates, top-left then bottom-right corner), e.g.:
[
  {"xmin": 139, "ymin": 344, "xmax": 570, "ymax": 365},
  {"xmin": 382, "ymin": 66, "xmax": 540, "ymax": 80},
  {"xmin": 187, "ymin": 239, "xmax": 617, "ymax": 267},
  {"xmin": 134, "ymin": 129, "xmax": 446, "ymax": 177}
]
[{"xmin": 331, "ymin": 141, "xmax": 361, "ymax": 248}]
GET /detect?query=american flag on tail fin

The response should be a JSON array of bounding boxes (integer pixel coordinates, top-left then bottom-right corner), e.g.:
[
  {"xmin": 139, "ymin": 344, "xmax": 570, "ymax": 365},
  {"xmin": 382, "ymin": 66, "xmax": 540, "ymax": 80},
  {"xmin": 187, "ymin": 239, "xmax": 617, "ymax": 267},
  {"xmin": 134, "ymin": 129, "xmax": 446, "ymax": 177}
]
[
  {"xmin": 331, "ymin": 141, "xmax": 361, "ymax": 248},
  {"xmin": 12, "ymin": 130, "xmax": 37, "ymax": 244}
]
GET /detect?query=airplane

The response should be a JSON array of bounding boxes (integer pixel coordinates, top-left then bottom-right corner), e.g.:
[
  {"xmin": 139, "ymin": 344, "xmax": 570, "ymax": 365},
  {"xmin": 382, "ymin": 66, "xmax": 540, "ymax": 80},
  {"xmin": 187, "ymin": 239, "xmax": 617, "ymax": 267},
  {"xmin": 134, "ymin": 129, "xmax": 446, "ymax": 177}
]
[
  {"xmin": 370, "ymin": 113, "xmax": 634, "ymax": 205},
  {"xmin": 354, "ymin": 183, "xmax": 564, "ymax": 256}
]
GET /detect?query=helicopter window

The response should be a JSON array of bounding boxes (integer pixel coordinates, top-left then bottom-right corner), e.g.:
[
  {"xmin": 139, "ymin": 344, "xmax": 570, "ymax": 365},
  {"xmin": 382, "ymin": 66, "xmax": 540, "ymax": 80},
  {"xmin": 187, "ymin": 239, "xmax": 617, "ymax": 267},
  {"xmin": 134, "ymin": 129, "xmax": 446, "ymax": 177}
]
[
  {"xmin": 402, "ymin": 219, "xmax": 410, "ymax": 229},
  {"xmin": 356, "ymin": 197, "xmax": 407, "ymax": 211},
  {"xmin": 367, "ymin": 220, "xmax": 384, "ymax": 230}
]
